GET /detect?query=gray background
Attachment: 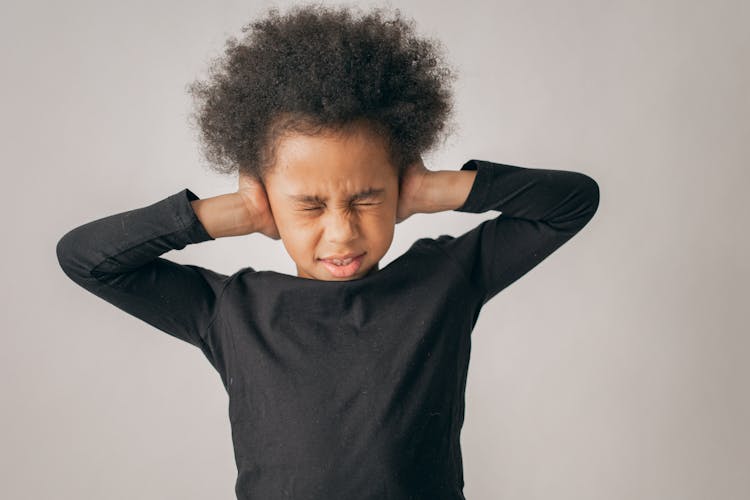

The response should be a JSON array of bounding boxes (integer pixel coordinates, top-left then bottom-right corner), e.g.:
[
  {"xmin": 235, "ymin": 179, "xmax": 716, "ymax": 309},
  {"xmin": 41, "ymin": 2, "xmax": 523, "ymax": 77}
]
[{"xmin": 2, "ymin": 0, "xmax": 748, "ymax": 498}]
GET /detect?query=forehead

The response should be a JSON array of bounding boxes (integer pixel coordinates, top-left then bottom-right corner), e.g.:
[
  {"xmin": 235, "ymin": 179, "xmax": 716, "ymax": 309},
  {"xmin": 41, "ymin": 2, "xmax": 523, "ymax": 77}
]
[{"xmin": 267, "ymin": 127, "xmax": 397, "ymax": 195}]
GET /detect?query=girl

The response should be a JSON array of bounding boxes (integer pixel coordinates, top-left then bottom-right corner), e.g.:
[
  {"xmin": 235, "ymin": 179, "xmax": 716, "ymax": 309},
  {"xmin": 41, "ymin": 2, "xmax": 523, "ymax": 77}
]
[{"xmin": 57, "ymin": 4, "xmax": 599, "ymax": 499}]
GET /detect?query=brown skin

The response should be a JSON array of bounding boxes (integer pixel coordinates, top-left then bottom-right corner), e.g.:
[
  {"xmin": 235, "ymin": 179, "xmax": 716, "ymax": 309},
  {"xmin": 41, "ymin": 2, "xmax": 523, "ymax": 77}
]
[
  {"xmin": 259, "ymin": 124, "xmax": 424, "ymax": 281},
  {"xmin": 237, "ymin": 172, "xmax": 282, "ymax": 240},
  {"xmin": 227, "ymin": 123, "xmax": 475, "ymax": 281},
  {"xmin": 236, "ymin": 137, "xmax": 430, "ymax": 240}
]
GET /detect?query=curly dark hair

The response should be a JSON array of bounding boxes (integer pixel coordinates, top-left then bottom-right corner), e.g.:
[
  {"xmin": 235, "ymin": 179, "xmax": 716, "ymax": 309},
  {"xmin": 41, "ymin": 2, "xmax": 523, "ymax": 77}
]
[{"xmin": 186, "ymin": 2, "xmax": 458, "ymax": 182}]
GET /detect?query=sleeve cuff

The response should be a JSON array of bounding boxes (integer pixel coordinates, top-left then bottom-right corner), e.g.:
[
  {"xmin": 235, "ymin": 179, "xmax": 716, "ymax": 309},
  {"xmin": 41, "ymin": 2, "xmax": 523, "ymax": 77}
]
[
  {"xmin": 169, "ymin": 188, "xmax": 215, "ymax": 243},
  {"xmin": 455, "ymin": 159, "xmax": 492, "ymax": 213}
]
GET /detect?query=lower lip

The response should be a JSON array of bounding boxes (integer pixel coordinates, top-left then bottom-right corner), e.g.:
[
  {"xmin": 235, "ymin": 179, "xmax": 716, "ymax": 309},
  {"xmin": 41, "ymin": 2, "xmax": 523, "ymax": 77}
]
[{"xmin": 319, "ymin": 254, "xmax": 365, "ymax": 278}]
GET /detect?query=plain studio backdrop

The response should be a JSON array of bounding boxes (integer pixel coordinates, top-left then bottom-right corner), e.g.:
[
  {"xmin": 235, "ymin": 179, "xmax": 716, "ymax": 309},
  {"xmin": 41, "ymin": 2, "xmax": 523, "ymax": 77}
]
[{"xmin": 1, "ymin": 0, "xmax": 747, "ymax": 498}]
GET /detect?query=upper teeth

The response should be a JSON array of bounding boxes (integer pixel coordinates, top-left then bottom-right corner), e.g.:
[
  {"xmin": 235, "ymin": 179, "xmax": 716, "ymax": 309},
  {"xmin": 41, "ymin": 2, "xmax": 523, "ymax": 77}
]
[{"xmin": 332, "ymin": 257, "xmax": 353, "ymax": 265}]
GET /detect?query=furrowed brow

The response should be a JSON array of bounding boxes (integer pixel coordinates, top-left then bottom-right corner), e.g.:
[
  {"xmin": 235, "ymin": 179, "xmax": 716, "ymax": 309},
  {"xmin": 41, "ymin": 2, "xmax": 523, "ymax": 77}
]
[{"xmin": 288, "ymin": 188, "xmax": 385, "ymax": 203}]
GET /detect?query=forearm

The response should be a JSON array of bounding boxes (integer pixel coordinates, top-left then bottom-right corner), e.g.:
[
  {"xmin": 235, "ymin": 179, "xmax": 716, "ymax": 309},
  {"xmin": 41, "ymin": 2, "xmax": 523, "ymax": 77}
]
[
  {"xmin": 417, "ymin": 169, "xmax": 478, "ymax": 214},
  {"xmin": 190, "ymin": 192, "xmax": 257, "ymax": 239},
  {"xmin": 57, "ymin": 188, "xmax": 215, "ymax": 282},
  {"xmin": 452, "ymin": 159, "xmax": 599, "ymax": 227},
  {"xmin": 427, "ymin": 159, "xmax": 600, "ymax": 305},
  {"xmin": 56, "ymin": 188, "xmax": 231, "ymax": 351}
]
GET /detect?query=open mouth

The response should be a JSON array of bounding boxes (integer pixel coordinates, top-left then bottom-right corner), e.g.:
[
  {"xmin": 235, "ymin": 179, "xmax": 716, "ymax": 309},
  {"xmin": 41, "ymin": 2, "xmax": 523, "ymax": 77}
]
[{"xmin": 319, "ymin": 253, "xmax": 365, "ymax": 277}]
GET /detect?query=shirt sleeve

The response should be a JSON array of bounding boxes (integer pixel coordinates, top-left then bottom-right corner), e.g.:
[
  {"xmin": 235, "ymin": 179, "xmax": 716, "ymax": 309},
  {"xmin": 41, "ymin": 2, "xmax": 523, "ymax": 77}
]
[
  {"xmin": 55, "ymin": 188, "xmax": 232, "ymax": 354},
  {"xmin": 433, "ymin": 159, "xmax": 600, "ymax": 306}
]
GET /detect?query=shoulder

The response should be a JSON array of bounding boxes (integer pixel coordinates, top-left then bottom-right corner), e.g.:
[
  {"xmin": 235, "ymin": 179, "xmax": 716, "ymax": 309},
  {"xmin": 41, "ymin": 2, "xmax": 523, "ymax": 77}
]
[
  {"xmin": 407, "ymin": 234, "xmax": 454, "ymax": 252},
  {"xmin": 407, "ymin": 234, "xmax": 464, "ymax": 257},
  {"xmin": 403, "ymin": 234, "xmax": 466, "ymax": 274}
]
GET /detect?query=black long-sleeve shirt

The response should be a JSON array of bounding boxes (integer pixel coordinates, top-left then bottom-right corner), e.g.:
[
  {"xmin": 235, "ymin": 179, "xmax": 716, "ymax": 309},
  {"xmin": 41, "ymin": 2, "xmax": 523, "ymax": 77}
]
[{"xmin": 56, "ymin": 159, "xmax": 600, "ymax": 499}]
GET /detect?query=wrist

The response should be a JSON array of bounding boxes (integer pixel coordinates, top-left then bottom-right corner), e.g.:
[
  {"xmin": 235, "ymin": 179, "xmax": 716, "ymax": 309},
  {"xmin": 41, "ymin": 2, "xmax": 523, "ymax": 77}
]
[
  {"xmin": 192, "ymin": 192, "xmax": 258, "ymax": 238},
  {"xmin": 420, "ymin": 169, "xmax": 478, "ymax": 213}
]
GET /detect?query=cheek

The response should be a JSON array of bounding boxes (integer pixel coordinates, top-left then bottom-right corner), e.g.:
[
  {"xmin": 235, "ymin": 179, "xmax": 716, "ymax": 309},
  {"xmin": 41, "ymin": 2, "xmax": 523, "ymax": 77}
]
[
  {"xmin": 375, "ymin": 205, "xmax": 398, "ymax": 228},
  {"xmin": 290, "ymin": 220, "xmax": 323, "ymax": 251},
  {"xmin": 280, "ymin": 232, "xmax": 316, "ymax": 264},
  {"xmin": 364, "ymin": 213, "xmax": 395, "ymax": 248}
]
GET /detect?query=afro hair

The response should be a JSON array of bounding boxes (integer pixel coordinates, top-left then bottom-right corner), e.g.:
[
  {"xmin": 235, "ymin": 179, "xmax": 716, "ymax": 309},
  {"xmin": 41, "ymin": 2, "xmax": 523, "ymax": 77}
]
[{"xmin": 186, "ymin": 2, "xmax": 458, "ymax": 182}]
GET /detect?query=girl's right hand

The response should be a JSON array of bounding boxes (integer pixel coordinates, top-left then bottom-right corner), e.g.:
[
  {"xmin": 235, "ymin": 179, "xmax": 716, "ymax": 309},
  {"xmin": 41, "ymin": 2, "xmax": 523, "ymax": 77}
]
[{"xmin": 237, "ymin": 171, "xmax": 281, "ymax": 240}]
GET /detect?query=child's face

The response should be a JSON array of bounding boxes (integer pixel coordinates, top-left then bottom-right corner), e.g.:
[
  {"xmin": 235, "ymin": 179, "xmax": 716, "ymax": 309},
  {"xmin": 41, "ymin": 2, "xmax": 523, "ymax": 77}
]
[{"xmin": 263, "ymin": 124, "xmax": 400, "ymax": 281}]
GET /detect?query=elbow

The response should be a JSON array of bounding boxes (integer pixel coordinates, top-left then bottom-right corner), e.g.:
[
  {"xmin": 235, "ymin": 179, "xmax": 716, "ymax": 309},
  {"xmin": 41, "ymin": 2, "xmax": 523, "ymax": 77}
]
[
  {"xmin": 548, "ymin": 173, "xmax": 600, "ymax": 233},
  {"xmin": 55, "ymin": 228, "xmax": 90, "ymax": 283},
  {"xmin": 583, "ymin": 175, "xmax": 600, "ymax": 218},
  {"xmin": 56, "ymin": 231, "xmax": 72, "ymax": 272},
  {"xmin": 573, "ymin": 174, "xmax": 601, "ymax": 232}
]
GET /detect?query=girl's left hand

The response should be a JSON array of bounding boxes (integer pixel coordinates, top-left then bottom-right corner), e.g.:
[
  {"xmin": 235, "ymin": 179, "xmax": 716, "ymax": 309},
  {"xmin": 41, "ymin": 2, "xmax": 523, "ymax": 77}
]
[{"xmin": 396, "ymin": 157, "xmax": 431, "ymax": 224}]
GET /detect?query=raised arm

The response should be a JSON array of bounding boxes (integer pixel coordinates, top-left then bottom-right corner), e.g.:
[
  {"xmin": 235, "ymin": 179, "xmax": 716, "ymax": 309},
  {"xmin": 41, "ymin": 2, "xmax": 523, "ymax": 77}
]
[
  {"xmin": 55, "ymin": 188, "xmax": 249, "ymax": 355},
  {"xmin": 427, "ymin": 159, "xmax": 600, "ymax": 306}
]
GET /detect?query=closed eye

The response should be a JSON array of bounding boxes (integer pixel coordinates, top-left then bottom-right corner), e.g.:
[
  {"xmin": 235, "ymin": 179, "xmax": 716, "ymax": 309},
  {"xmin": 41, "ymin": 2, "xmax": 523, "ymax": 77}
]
[{"xmin": 299, "ymin": 202, "xmax": 381, "ymax": 211}]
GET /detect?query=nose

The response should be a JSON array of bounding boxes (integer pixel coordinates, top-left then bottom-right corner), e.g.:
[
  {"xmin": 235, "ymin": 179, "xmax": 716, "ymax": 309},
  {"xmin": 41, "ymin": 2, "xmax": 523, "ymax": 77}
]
[{"xmin": 324, "ymin": 208, "xmax": 360, "ymax": 244}]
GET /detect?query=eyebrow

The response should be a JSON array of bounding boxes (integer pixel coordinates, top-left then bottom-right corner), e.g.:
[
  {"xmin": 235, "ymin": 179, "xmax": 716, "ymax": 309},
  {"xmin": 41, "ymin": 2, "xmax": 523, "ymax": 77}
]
[{"xmin": 287, "ymin": 187, "xmax": 386, "ymax": 203}]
